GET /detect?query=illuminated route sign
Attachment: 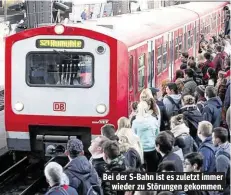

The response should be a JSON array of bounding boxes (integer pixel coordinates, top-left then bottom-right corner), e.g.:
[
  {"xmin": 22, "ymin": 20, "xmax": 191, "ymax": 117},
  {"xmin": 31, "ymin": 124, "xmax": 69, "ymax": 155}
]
[{"xmin": 36, "ymin": 39, "xmax": 84, "ymax": 49}]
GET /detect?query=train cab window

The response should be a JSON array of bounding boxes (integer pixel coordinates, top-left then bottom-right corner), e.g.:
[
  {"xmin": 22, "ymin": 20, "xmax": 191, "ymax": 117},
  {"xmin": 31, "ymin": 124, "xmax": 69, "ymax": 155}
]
[
  {"xmin": 26, "ymin": 52, "xmax": 94, "ymax": 87},
  {"xmin": 157, "ymin": 46, "xmax": 162, "ymax": 74},
  {"xmin": 129, "ymin": 56, "xmax": 133, "ymax": 90},
  {"xmin": 162, "ymin": 43, "xmax": 167, "ymax": 71},
  {"xmin": 138, "ymin": 54, "xmax": 145, "ymax": 91}
]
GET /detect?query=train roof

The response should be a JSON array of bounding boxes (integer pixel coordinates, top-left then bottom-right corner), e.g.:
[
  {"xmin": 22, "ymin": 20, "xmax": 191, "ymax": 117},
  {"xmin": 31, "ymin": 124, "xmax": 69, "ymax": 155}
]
[{"xmin": 72, "ymin": 1, "xmax": 228, "ymax": 47}]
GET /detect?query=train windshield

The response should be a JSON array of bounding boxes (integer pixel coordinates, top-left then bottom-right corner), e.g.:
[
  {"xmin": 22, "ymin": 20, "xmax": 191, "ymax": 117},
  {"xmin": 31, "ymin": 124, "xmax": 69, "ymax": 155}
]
[{"xmin": 26, "ymin": 52, "xmax": 94, "ymax": 87}]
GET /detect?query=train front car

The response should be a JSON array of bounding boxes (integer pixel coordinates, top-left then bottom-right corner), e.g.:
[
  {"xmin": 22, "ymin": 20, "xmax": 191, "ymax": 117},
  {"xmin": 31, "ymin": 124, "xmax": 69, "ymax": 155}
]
[{"xmin": 5, "ymin": 24, "xmax": 127, "ymax": 157}]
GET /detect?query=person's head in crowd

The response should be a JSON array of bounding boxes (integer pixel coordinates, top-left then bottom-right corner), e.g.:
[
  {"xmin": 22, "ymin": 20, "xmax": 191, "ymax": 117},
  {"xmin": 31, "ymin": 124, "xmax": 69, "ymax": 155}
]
[
  {"xmin": 88, "ymin": 136, "xmax": 109, "ymax": 158},
  {"xmin": 175, "ymin": 78, "xmax": 184, "ymax": 94},
  {"xmin": 166, "ymin": 82, "xmax": 178, "ymax": 95},
  {"xmin": 103, "ymin": 140, "xmax": 120, "ymax": 164},
  {"xmin": 181, "ymin": 94, "xmax": 195, "ymax": 106},
  {"xmin": 150, "ymin": 87, "xmax": 160, "ymax": 100},
  {"xmin": 157, "ymin": 161, "xmax": 176, "ymax": 172},
  {"xmin": 197, "ymin": 121, "xmax": 213, "ymax": 142},
  {"xmin": 161, "ymin": 79, "xmax": 170, "ymax": 97},
  {"xmin": 207, "ymin": 67, "xmax": 217, "ymax": 82},
  {"xmin": 136, "ymin": 101, "xmax": 149, "ymax": 118},
  {"xmin": 216, "ymin": 45, "xmax": 222, "ymax": 53},
  {"xmin": 140, "ymin": 88, "xmax": 154, "ymax": 102},
  {"xmin": 145, "ymin": 98, "xmax": 159, "ymax": 117},
  {"xmin": 170, "ymin": 114, "xmax": 185, "ymax": 129},
  {"xmin": 212, "ymin": 127, "xmax": 229, "ymax": 147},
  {"xmin": 205, "ymin": 86, "xmax": 217, "ymax": 100},
  {"xmin": 188, "ymin": 61, "xmax": 197, "ymax": 70},
  {"xmin": 212, "ymin": 36, "xmax": 218, "ymax": 43},
  {"xmin": 45, "ymin": 162, "xmax": 69, "ymax": 187},
  {"xmin": 204, "ymin": 52, "xmax": 211, "ymax": 61},
  {"xmin": 66, "ymin": 139, "xmax": 84, "ymax": 160},
  {"xmin": 180, "ymin": 52, "xmax": 189, "ymax": 63},
  {"xmin": 101, "ymin": 124, "xmax": 118, "ymax": 141},
  {"xmin": 131, "ymin": 101, "xmax": 138, "ymax": 112},
  {"xmin": 175, "ymin": 69, "xmax": 184, "ymax": 80},
  {"xmin": 184, "ymin": 152, "xmax": 203, "ymax": 172},
  {"xmin": 155, "ymin": 131, "xmax": 174, "ymax": 156},
  {"xmin": 218, "ymin": 71, "xmax": 226, "ymax": 80},
  {"xmin": 184, "ymin": 68, "xmax": 194, "ymax": 79},
  {"xmin": 194, "ymin": 85, "xmax": 206, "ymax": 102},
  {"xmin": 117, "ymin": 117, "xmax": 130, "ymax": 131}
]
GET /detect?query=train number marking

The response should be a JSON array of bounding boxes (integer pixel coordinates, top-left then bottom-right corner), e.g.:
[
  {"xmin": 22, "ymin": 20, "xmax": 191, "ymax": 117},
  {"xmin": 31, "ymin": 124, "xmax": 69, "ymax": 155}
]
[{"xmin": 53, "ymin": 102, "xmax": 66, "ymax": 112}]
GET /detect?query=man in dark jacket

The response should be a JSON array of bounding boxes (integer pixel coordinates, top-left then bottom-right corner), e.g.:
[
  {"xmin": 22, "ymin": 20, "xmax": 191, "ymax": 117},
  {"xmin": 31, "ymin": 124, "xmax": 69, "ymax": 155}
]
[
  {"xmin": 203, "ymin": 86, "xmax": 223, "ymax": 128},
  {"xmin": 197, "ymin": 121, "xmax": 216, "ymax": 172},
  {"xmin": 64, "ymin": 139, "xmax": 102, "ymax": 195},
  {"xmin": 150, "ymin": 87, "xmax": 169, "ymax": 131},
  {"xmin": 182, "ymin": 68, "xmax": 197, "ymax": 96},
  {"xmin": 155, "ymin": 131, "xmax": 183, "ymax": 172},
  {"xmin": 103, "ymin": 140, "xmax": 127, "ymax": 195}
]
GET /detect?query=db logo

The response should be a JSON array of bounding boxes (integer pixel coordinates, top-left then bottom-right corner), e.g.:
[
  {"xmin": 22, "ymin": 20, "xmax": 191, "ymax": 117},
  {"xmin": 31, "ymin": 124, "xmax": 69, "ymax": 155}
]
[{"xmin": 53, "ymin": 102, "xmax": 66, "ymax": 112}]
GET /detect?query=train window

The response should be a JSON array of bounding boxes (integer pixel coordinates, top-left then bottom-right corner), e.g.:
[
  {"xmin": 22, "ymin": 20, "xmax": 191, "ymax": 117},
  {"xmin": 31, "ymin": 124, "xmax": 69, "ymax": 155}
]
[
  {"xmin": 178, "ymin": 36, "xmax": 182, "ymax": 53},
  {"xmin": 188, "ymin": 31, "xmax": 191, "ymax": 49},
  {"xmin": 157, "ymin": 46, "xmax": 162, "ymax": 74},
  {"xmin": 174, "ymin": 37, "xmax": 178, "ymax": 60},
  {"xmin": 162, "ymin": 43, "xmax": 167, "ymax": 71},
  {"xmin": 26, "ymin": 52, "xmax": 94, "ymax": 87},
  {"xmin": 129, "ymin": 56, "xmax": 133, "ymax": 90},
  {"xmin": 138, "ymin": 54, "xmax": 145, "ymax": 91}
]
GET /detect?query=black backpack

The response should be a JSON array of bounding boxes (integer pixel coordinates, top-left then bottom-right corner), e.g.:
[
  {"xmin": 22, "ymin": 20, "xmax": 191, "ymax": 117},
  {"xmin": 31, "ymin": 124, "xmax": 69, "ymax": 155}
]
[
  {"xmin": 71, "ymin": 170, "xmax": 103, "ymax": 195},
  {"xmin": 166, "ymin": 96, "xmax": 181, "ymax": 117}
]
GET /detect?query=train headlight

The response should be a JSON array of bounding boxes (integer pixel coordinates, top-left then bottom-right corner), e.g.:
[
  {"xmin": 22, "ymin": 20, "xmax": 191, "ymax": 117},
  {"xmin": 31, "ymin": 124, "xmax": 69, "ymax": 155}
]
[
  {"xmin": 96, "ymin": 104, "xmax": 107, "ymax": 114},
  {"xmin": 54, "ymin": 24, "xmax": 65, "ymax": 34},
  {"xmin": 96, "ymin": 46, "xmax": 106, "ymax": 54},
  {"xmin": 14, "ymin": 102, "xmax": 24, "ymax": 111}
]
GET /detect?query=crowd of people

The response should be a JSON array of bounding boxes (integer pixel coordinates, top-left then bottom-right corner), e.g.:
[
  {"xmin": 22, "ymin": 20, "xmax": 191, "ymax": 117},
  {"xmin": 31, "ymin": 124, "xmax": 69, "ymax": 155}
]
[{"xmin": 42, "ymin": 34, "xmax": 230, "ymax": 195}]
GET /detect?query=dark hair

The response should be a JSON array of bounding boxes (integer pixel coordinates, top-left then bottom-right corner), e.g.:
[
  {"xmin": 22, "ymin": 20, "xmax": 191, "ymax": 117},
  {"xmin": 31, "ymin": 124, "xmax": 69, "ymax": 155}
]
[
  {"xmin": 155, "ymin": 131, "xmax": 173, "ymax": 154},
  {"xmin": 188, "ymin": 61, "xmax": 196, "ymax": 69},
  {"xmin": 101, "ymin": 124, "xmax": 116, "ymax": 139},
  {"xmin": 205, "ymin": 86, "xmax": 216, "ymax": 98},
  {"xmin": 157, "ymin": 161, "xmax": 176, "ymax": 172},
  {"xmin": 166, "ymin": 82, "xmax": 178, "ymax": 94},
  {"xmin": 185, "ymin": 152, "xmax": 203, "ymax": 170},
  {"xmin": 207, "ymin": 68, "xmax": 217, "ymax": 83},
  {"xmin": 175, "ymin": 70, "xmax": 184, "ymax": 80},
  {"xmin": 204, "ymin": 52, "xmax": 211, "ymax": 60},
  {"xmin": 132, "ymin": 101, "xmax": 138, "ymax": 111},
  {"xmin": 188, "ymin": 56, "xmax": 195, "ymax": 61},
  {"xmin": 182, "ymin": 52, "xmax": 189, "ymax": 59},
  {"xmin": 185, "ymin": 68, "xmax": 194, "ymax": 78},
  {"xmin": 103, "ymin": 140, "xmax": 120, "ymax": 160},
  {"xmin": 165, "ymin": 130, "xmax": 175, "ymax": 145},
  {"xmin": 213, "ymin": 127, "xmax": 228, "ymax": 143},
  {"xmin": 216, "ymin": 45, "xmax": 222, "ymax": 52}
]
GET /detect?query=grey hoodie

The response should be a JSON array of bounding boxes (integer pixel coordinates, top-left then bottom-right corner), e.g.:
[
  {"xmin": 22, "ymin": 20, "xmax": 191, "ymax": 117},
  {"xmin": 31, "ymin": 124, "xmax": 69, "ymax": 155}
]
[{"xmin": 163, "ymin": 94, "xmax": 182, "ymax": 118}]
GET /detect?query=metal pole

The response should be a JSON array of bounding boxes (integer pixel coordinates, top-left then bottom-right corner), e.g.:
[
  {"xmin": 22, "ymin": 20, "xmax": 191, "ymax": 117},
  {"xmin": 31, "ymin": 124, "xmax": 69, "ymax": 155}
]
[{"xmin": 3, "ymin": 0, "xmax": 7, "ymax": 22}]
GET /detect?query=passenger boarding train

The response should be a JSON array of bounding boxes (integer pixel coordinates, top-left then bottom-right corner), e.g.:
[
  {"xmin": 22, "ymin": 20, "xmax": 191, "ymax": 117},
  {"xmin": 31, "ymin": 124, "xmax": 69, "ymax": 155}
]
[{"xmin": 4, "ymin": 2, "xmax": 229, "ymax": 157}]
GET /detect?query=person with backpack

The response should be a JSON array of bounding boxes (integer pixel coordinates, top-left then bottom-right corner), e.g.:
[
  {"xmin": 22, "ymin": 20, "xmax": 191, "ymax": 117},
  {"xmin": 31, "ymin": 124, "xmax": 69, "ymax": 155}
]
[
  {"xmin": 44, "ymin": 162, "xmax": 78, "ymax": 195},
  {"xmin": 163, "ymin": 82, "xmax": 182, "ymax": 118},
  {"xmin": 188, "ymin": 61, "xmax": 203, "ymax": 86},
  {"xmin": 195, "ymin": 85, "xmax": 206, "ymax": 113},
  {"xmin": 64, "ymin": 139, "xmax": 103, "ymax": 195},
  {"xmin": 182, "ymin": 68, "xmax": 198, "ymax": 96},
  {"xmin": 197, "ymin": 121, "xmax": 216, "ymax": 172},
  {"xmin": 203, "ymin": 86, "xmax": 223, "ymax": 128},
  {"xmin": 212, "ymin": 127, "xmax": 230, "ymax": 195}
]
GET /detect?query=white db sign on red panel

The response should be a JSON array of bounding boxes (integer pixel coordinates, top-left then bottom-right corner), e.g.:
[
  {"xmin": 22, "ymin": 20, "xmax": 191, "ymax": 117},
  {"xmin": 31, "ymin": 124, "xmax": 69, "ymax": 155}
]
[{"xmin": 53, "ymin": 102, "xmax": 66, "ymax": 112}]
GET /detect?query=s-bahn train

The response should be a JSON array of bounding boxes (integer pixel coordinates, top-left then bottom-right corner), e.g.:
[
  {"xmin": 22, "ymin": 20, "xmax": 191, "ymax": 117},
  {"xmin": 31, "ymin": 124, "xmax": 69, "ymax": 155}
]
[{"xmin": 5, "ymin": 2, "xmax": 229, "ymax": 157}]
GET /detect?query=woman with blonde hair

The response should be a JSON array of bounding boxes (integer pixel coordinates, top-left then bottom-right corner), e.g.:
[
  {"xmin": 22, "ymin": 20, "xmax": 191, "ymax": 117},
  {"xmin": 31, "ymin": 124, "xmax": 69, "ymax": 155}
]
[
  {"xmin": 179, "ymin": 95, "xmax": 203, "ymax": 145},
  {"xmin": 132, "ymin": 101, "xmax": 161, "ymax": 172},
  {"xmin": 117, "ymin": 117, "xmax": 130, "ymax": 133},
  {"xmin": 117, "ymin": 128, "xmax": 144, "ymax": 169}
]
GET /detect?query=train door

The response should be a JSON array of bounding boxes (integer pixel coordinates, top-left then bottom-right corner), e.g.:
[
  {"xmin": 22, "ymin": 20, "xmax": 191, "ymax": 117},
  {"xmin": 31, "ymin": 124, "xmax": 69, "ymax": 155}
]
[
  {"xmin": 168, "ymin": 32, "xmax": 174, "ymax": 81},
  {"xmin": 147, "ymin": 40, "xmax": 154, "ymax": 88},
  {"xmin": 155, "ymin": 36, "xmax": 163, "ymax": 89},
  {"xmin": 174, "ymin": 30, "xmax": 180, "ymax": 71},
  {"xmin": 128, "ymin": 50, "xmax": 136, "ymax": 114},
  {"xmin": 193, "ymin": 20, "xmax": 197, "ymax": 57}
]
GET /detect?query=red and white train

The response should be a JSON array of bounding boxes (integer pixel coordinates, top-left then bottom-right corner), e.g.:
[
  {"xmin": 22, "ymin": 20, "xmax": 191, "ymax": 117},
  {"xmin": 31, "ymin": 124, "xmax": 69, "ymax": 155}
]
[{"xmin": 5, "ymin": 2, "xmax": 229, "ymax": 156}]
